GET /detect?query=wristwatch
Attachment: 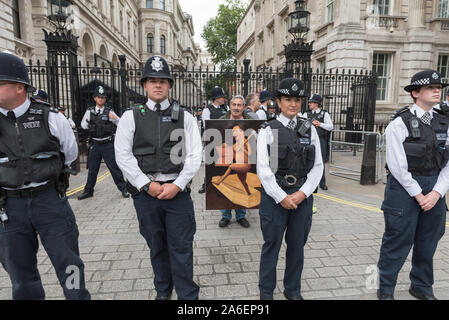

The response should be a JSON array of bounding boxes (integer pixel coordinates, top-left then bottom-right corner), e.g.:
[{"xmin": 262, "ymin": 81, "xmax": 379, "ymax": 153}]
[{"xmin": 141, "ymin": 176, "xmax": 154, "ymax": 192}]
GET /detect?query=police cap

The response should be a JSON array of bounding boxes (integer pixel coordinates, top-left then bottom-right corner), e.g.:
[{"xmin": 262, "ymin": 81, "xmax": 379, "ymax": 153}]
[
  {"xmin": 259, "ymin": 90, "xmax": 272, "ymax": 103},
  {"xmin": 94, "ymin": 85, "xmax": 107, "ymax": 98},
  {"xmin": 404, "ymin": 70, "xmax": 448, "ymax": 92},
  {"xmin": 0, "ymin": 52, "xmax": 35, "ymax": 92},
  {"xmin": 32, "ymin": 89, "xmax": 48, "ymax": 101},
  {"xmin": 211, "ymin": 86, "xmax": 226, "ymax": 101},
  {"xmin": 141, "ymin": 55, "xmax": 173, "ymax": 87},
  {"xmin": 275, "ymin": 78, "xmax": 306, "ymax": 98},
  {"xmin": 308, "ymin": 94, "xmax": 322, "ymax": 105}
]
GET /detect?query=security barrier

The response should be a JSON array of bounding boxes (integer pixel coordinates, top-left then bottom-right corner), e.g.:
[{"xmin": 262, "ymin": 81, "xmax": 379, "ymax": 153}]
[{"xmin": 328, "ymin": 130, "xmax": 385, "ymax": 184}]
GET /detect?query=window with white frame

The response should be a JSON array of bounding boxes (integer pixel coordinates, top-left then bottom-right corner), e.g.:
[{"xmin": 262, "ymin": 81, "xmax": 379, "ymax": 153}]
[
  {"xmin": 318, "ymin": 58, "xmax": 326, "ymax": 73},
  {"xmin": 438, "ymin": 54, "xmax": 449, "ymax": 98},
  {"xmin": 147, "ymin": 34, "xmax": 154, "ymax": 53},
  {"xmin": 12, "ymin": 0, "xmax": 21, "ymax": 39},
  {"xmin": 160, "ymin": 35, "xmax": 166, "ymax": 55},
  {"xmin": 146, "ymin": 0, "xmax": 153, "ymax": 9},
  {"xmin": 372, "ymin": 53, "xmax": 392, "ymax": 101},
  {"xmin": 160, "ymin": 0, "xmax": 165, "ymax": 10},
  {"xmin": 439, "ymin": 0, "xmax": 449, "ymax": 18},
  {"xmin": 327, "ymin": 0, "xmax": 334, "ymax": 22},
  {"xmin": 373, "ymin": 0, "xmax": 391, "ymax": 15}
]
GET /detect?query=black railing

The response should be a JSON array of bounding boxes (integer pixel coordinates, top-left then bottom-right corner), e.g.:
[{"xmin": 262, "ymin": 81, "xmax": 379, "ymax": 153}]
[{"xmin": 27, "ymin": 59, "xmax": 377, "ymax": 135}]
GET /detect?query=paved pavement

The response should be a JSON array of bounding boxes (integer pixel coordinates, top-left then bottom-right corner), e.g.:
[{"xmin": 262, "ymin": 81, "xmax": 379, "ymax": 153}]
[{"xmin": 0, "ymin": 162, "xmax": 448, "ymax": 300}]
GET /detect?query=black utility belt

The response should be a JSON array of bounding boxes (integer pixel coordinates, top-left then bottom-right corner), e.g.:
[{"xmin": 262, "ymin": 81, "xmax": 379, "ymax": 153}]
[
  {"xmin": 92, "ymin": 137, "xmax": 113, "ymax": 144},
  {"xmin": 3, "ymin": 181, "xmax": 55, "ymax": 198},
  {"xmin": 275, "ymin": 174, "xmax": 307, "ymax": 189}
]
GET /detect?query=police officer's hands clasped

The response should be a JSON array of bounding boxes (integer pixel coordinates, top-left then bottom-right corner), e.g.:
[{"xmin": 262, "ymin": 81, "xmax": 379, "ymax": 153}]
[
  {"xmin": 156, "ymin": 183, "xmax": 181, "ymax": 200},
  {"xmin": 416, "ymin": 191, "xmax": 441, "ymax": 212},
  {"xmin": 147, "ymin": 181, "xmax": 163, "ymax": 198},
  {"xmin": 280, "ymin": 191, "xmax": 307, "ymax": 210}
]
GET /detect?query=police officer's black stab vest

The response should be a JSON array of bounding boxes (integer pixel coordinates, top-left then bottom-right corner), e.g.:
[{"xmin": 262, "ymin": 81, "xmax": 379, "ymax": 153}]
[
  {"xmin": 400, "ymin": 110, "xmax": 449, "ymax": 176},
  {"xmin": 306, "ymin": 110, "xmax": 330, "ymax": 139},
  {"xmin": 267, "ymin": 118, "xmax": 315, "ymax": 188},
  {"xmin": 439, "ymin": 102, "xmax": 449, "ymax": 117},
  {"xmin": 132, "ymin": 104, "xmax": 185, "ymax": 175},
  {"xmin": 0, "ymin": 103, "xmax": 64, "ymax": 188},
  {"xmin": 207, "ymin": 104, "xmax": 227, "ymax": 119},
  {"xmin": 88, "ymin": 107, "xmax": 115, "ymax": 139}
]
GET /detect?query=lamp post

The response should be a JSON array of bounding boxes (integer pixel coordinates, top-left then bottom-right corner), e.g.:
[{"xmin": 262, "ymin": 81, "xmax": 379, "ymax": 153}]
[
  {"xmin": 44, "ymin": 0, "xmax": 81, "ymax": 172},
  {"xmin": 43, "ymin": 0, "xmax": 79, "ymax": 118},
  {"xmin": 284, "ymin": 0, "xmax": 314, "ymax": 78}
]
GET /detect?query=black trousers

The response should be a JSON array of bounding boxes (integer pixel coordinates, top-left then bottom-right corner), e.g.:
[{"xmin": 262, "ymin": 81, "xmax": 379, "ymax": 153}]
[
  {"xmin": 132, "ymin": 189, "xmax": 199, "ymax": 300},
  {"xmin": 0, "ymin": 188, "xmax": 90, "ymax": 300},
  {"xmin": 84, "ymin": 141, "xmax": 126, "ymax": 194}
]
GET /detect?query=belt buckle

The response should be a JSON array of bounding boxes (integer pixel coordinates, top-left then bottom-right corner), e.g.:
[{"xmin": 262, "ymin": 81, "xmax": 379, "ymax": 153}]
[{"xmin": 284, "ymin": 175, "xmax": 297, "ymax": 187}]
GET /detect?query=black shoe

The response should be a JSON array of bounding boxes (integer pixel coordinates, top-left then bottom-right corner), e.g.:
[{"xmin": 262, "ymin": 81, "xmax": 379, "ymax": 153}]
[
  {"xmin": 284, "ymin": 291, "xmax": 304, "ymax": 300},
  {"xmin": 377, "ymin": 289, "xmax": 394, "ymax": 300},
  {"xmin": 218, "ymin": 218, "xmax": 231, "ymax": 228},
  {"xmin": 237, "ymin": 218, "xmax": 250, "ymax": 228},
  {"xmin": 77, "ymin": 192, "xmax": 93, "ymax": 200},
  {"xmin": 198, "ymin": 184, "xmax": 206, "ymax": 194},
  {"xmin": 409, "ymin": 287, "xmax": 437, "ymax": 300},
  {"xmin": 320, "ymin": 184, "xmax": 328, "ymax": 190},
  {"xmin": 122, "ymin": 191, "xmax": 130, "ymax": 198},
  {"xmin": 260, "ymin": 294, "xmax": 273, "ymax": 300},
  {"xmin": 155, "ymin": 292, "xmax": 172, "ymax": 300}
]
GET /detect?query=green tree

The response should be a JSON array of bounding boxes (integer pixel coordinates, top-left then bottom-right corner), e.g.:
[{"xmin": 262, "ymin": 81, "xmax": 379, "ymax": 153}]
[{"xmin": 201, "ymin": 0, "xmax": 248, "ymax": 71}]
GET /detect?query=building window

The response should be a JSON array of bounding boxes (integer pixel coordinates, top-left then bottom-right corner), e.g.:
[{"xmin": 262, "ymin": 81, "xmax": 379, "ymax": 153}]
[
  {"xmin": 318, "ymin": 58, "xmax": 326, "ymax": 73},
  {"xmin": 160, "ymin": 0, "xmax": 165, "ymax": 10},
  {"xmin": 372, "ymin": 53, "xmax": 392, "ymax": 101},
  {"xmin": 160, "ymin": 35, "xmax": 166, "ymax": 54},
  {"xmin": 327, "ymin": 0, "xmax": 334, "ymax": 22},
  {"xmin": 438, "ymin": 55, "xmax": 449, "ymax": 99},
  {"xmin": 439, "ymin": 0, "xmax": 449, "ymax": 18},
  {"xmin": 146, "ymin": 0, "xmax": 153, "ymax": 8},
  {"xmin": 373, "ymin": 0, "xmax": 391, "ymax": 15},
  {"xmin": 12, "ymin": 0, "xmax": 21, "ymax": 39},
  {"xmin": 147, "ymin": 34, "xmax": 154, "ymax": 53}
]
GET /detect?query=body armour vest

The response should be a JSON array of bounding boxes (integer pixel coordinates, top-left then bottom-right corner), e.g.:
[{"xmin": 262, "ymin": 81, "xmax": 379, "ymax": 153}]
[
  {"xmin": 88, "ymin": 107, "xmax": 115, "ymax": 139},
  {"xmin": 132, "ymin": 104, "xmax": 186, "ymax": 175},
  {"xmin": 400, "ymin": 110, "xmax": 449, "ymax": 176},
  {"xmin": 306, "ymin": 110, "xmax": 329, "ymax": 139},
  {"xmin": 267, "ymin": 118, "xmax": 315, "ymax": 188},
  {"xmin": 208, "ymin": 104, "xmax": 228, "ymax": 119},
  {"xmin": 439, "ymin": 102, "xmax": 449, "ymax": 117},
  {"xmin": 0, "ymin": 103, "xmax": 63, "ymax": 188}
]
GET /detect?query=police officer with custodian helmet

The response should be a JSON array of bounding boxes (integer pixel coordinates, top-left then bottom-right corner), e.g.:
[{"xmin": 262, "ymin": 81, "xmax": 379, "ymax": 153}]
[{"xmin": 0, "ymin": 52, "xmax": 90, "ymax": 300}]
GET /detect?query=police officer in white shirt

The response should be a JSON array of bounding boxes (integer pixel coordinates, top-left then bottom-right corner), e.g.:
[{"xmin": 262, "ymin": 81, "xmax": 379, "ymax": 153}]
[
  {"xmin": 77, "ymin": 86, "xmax": 128, "ymax": 200},
  {"xmin": 257, "ymin": 78, "xmax": 323, "ymax": 300},
  {"xmin": 114, "ymin": 55, "xmax": 202, "ymax": 300},
  {"xmin": 376, "ymin": 70, "xmax": 449, "ymax": 300},
  {"xmin": 0, "ymin": 52, "xmax": 90, "ymax": 300},
  {"xmin": 304, "ymin": 94, "xmax": 334, "ymax": 190}
]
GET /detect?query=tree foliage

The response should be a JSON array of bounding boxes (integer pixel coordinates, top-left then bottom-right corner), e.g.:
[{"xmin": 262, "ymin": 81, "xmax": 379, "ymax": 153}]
[{"xmin": 201, "ymin": 0, "xmax": 248, "ymax": 71}]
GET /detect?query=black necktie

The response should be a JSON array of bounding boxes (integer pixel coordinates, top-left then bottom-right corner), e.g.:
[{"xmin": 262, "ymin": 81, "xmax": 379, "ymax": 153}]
[
  {"xmin": 7, "ymin": 111, "xmax": 16, "ymax": 122},
  {"xmin": 155, "ymin": 103, "xmax": 161, "ymax": 112}
]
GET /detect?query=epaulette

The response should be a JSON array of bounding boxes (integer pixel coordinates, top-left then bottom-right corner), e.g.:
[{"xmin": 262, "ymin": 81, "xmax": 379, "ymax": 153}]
[
  {"xmin": 30, "ymin": 97, "xmax": 51, "ymax": 107},
  {"xmin": 391, "ymin": 106, "xmax": 409, "ymax": 121},
  {"xmin": 260, "ymin": 118, "xmax": 275, "ymax": 129},
  {"xmin": 49, "ymin": 106, "xmax": 59, "ymax": 113}
]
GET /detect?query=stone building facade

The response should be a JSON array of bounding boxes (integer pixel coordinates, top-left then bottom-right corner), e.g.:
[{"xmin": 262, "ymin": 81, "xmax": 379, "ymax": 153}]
[
  {"xmin": 236, "ymin": 0, "xmax": 449, "ymax": 123},
  {"xmin": 1, "ymin": 0, "xmax": 208, "ymax": 69}
]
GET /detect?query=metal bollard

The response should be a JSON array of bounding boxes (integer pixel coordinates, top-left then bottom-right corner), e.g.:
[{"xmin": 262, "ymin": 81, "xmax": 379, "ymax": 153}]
[{"xmin": 360, "ymin": 133, "xmax": 377, "ymax": 185}]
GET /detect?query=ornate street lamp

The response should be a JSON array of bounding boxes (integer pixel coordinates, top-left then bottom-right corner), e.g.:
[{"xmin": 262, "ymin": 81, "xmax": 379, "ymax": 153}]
[
  {"xmin": 43, "ymin": 0, "xmax": 81, "ymax": 173},
  {"xmin": 284, "ymin": 0, "xmax": 314, "ymax": 77},
  {"xmin": 47, "ymin": 0, "xmax": 74, "ymax": 30}
]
